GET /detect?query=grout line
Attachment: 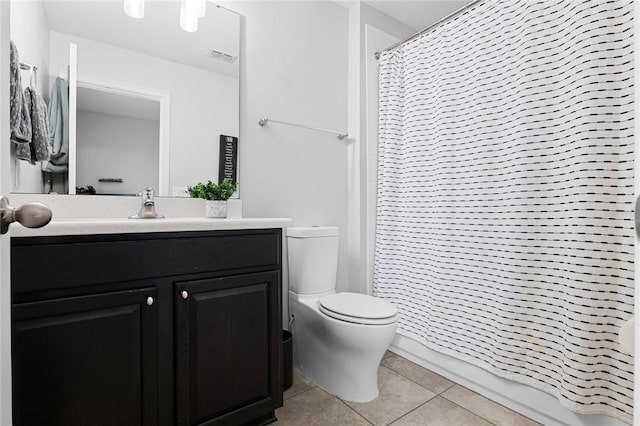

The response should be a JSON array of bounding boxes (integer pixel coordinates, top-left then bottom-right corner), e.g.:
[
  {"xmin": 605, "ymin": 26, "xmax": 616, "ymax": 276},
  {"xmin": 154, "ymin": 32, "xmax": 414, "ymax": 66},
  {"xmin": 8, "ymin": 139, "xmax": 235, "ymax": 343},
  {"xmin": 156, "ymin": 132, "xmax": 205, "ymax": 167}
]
[
  {"xmin": 385, "ymin": 394, "xmax": 438, "ymax": 425},
  {"xmin": 439, "ymin": 381, "xmax": 457, "ymax": 394},
  {"xmin": 286, "ymin": 357, "xmax": 534, "ymax": 426},
  {"xmin": 440, "ymin": 385, "xmax": 541, "ymax": 425},
  {"xmin": 380, "ymin": 358, "xmax": 521, "ymax": 425},
  {"xmin": 391, "ymin": 361, "xmax": 540, "ymax": 426},
  {"xmin": 440, "ymin": 390, "xmax": 501, "ymax": 426},
  {"xmin": 337, "ymin": 398, "xmax": 375, "ymax": 425},
  {"xmin": 381, "ymin": 356, "xmax": 455, "ymax": 396},
  {"xmin": 343, "ymin": 365, "xmax": 438, "ymax": 426},
  {"xmin": 283, "ymin": 384, "xmax": 316, "ymax": 402}
]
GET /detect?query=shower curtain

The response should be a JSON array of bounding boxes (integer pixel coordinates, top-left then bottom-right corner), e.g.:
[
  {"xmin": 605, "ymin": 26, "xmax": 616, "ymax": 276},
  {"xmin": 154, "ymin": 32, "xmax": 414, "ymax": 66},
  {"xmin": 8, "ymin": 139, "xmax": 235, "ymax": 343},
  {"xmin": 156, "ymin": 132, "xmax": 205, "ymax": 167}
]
[{"xmin": 374, "ymin": 0, "xmax": 634, "ymax": 423}]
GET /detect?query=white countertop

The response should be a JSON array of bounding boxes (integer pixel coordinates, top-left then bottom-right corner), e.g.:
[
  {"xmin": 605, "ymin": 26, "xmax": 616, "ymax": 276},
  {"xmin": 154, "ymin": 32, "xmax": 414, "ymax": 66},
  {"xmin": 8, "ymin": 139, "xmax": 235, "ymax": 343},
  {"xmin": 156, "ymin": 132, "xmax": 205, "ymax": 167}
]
[{"xmin": 10, "ymin": 217, "xmax": 295, "ymax": 237}]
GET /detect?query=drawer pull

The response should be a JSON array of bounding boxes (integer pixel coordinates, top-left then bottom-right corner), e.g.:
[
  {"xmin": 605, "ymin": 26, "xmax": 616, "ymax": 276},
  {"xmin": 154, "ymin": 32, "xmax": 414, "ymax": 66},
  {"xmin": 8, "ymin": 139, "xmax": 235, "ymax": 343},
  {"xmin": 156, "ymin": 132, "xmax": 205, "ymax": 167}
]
[
  {"xmin": 181, "ymin": 291, "xmax": 188, "ymax": 300},
  {"xmin": 147, "ymin": 297, "xmax": 154, "ymax": 306}
]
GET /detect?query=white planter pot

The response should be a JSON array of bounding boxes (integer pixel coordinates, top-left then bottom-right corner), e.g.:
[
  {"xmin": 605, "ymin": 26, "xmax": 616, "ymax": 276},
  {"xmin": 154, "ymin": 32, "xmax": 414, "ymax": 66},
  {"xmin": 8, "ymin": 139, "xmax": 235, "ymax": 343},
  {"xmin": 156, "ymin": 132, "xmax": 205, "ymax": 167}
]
[{"xmin": 205, "ymin": 200, "xmax": 228, "ymax": 218}]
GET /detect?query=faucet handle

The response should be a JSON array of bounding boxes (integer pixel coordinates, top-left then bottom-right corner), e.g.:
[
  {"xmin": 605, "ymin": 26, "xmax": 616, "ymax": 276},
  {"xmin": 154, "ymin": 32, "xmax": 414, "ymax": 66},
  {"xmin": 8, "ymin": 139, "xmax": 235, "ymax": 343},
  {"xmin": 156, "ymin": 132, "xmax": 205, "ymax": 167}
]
[
  {"xmin": 129, "ymin": 187, "xmax": 164, "ymax": 219},
  {"xmin": 139, "ymin": 188, "xmax": 155, "ymax": 204}
]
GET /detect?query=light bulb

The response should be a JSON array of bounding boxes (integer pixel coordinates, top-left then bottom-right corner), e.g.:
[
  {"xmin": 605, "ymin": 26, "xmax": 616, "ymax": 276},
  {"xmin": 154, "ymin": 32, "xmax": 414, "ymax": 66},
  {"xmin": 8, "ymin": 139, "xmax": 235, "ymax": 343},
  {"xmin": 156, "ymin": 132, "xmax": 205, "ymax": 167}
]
[
  {"xmin": 184, "ymin": 0, "xmax": 205, "ymax": 18},
  {"xmin": 124, "ymin": 0, "xmax": 144, "ymax": 19},
  {"xmin": 180, "ymin": 0, "xmax": 198, "ymax": 32},
  {"xmin": 194, "ymin": 0, "xmax": 206, "ymax": 18}
]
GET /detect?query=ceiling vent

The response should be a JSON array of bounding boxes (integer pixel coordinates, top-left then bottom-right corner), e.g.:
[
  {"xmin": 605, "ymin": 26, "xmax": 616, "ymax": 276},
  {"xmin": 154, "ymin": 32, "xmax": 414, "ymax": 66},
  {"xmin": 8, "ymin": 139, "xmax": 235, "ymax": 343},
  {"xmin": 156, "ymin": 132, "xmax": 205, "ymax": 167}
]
[{"xmin": 207, "ymin": 49, "xmax": 237, "ymax": 63}]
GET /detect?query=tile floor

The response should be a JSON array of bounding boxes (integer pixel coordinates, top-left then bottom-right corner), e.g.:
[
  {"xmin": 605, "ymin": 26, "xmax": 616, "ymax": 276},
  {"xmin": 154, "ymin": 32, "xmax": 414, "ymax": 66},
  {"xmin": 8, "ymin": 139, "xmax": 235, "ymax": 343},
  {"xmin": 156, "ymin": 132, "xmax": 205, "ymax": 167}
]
[{"xmin": 275, "ymin": 351, "xmax": 541, "ymax": 426}]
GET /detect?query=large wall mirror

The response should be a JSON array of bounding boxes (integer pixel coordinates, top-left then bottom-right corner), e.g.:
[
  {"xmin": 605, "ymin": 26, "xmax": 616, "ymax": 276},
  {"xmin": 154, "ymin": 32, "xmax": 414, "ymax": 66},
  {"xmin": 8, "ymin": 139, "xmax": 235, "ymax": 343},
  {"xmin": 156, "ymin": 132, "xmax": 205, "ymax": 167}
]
[{"xmin": 10, "ymin": 0, "xmax": 240, "ymax": 196}]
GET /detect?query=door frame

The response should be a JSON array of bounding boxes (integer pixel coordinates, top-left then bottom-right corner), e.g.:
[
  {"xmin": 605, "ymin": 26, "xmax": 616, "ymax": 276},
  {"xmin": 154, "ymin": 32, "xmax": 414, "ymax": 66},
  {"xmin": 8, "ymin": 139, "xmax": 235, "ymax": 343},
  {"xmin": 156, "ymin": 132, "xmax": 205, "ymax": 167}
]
[
  {"xmin": 74, "ymin": 75, "xmax": 171, "ymax": 196},
  {"xmin": 1, "ymin": 1, "xmax": 12, "ymax": 423}
]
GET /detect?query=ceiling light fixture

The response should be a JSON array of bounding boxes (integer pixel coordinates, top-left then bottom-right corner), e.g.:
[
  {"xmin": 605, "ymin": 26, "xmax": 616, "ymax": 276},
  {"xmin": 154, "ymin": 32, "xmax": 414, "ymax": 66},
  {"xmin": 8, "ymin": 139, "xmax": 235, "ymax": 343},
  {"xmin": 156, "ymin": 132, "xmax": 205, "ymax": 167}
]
[
  {"xmin": 195, "ymin": 0, "xmax": 207, "ymax": 18},
  {"xmin": 124, "ymin": 0, "xmax": 207, "ymax": 32},
  {"xmin": 180, "ymin": 0, "xmax": 198, "ymax": 32},
  {"xmin": 124, "ymin": 0, "xmax": 144, "ymax": 19},
  {"xmin": 180, "ymin": 0, "xmax": 206, "ymax": 32}
]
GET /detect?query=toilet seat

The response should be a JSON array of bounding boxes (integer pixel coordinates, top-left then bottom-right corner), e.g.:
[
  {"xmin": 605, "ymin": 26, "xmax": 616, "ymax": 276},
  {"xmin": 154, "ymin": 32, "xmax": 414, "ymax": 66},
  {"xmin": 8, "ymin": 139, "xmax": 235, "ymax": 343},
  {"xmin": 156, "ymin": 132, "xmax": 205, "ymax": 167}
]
[{"xmin": 318, "ymin": 293, "xmax": 397, "ymax": 325}]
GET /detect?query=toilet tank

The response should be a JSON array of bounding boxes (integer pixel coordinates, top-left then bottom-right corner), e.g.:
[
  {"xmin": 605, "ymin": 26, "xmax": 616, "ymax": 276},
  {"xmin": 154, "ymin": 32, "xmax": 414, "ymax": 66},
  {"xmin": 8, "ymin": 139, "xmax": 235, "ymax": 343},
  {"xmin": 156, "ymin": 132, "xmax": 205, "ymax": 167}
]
[{"xmin": 287, "ymin": 227, "xmax": 339, "ymax": 294}]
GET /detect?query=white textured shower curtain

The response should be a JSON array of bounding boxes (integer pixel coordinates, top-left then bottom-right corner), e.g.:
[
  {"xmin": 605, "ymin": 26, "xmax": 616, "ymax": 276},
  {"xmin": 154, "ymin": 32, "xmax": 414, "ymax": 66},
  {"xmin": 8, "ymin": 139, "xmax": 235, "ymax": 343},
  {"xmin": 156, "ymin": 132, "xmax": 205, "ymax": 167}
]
[{"xmin": 374, "ymin": 0, "xmax": 634, "ymax": 423}]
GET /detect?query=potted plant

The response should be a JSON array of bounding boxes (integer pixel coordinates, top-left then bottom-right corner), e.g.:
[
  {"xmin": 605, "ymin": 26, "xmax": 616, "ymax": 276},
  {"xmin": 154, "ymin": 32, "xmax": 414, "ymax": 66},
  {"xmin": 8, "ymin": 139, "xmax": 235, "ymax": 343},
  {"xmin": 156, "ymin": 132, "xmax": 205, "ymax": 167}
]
[{"xmin": 187, "ymin": 179, "xmax": 238, "ymax": 218}]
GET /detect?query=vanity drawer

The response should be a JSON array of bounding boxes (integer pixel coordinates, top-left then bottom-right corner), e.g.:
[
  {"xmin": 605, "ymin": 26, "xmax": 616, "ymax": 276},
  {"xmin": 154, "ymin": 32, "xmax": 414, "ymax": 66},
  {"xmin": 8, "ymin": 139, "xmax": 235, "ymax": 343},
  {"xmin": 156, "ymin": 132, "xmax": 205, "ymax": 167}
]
[{"xmin": 12, "ymin": 229, "xmax": 282, "ymax": 295}]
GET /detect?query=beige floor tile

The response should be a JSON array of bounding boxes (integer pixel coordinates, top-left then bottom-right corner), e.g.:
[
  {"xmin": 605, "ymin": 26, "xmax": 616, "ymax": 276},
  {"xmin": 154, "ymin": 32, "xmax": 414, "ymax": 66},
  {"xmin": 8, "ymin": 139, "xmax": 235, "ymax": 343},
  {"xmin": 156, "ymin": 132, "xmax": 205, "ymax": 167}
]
[
  {"xmin": 382, "ymin": 350, "xmax": 394, "ymax": 360},
  {"xmin": 346, "ymin": 366, "xmax": 436, "ymax": 425},
  {"xmin": 442, "ymin": 385, "xmax": 541, "ymax": 426},
  {"xmin": 276, "ymin": 387, "xmax": 370, "ymax": 426},
  {"xmin": 284, "ymin": 368, "xmax": 316, "ymax": 400},
  {"xmin": 381, "ymin": 355, "xmax": 455, "ymax": 394},
  {"xmin": 390, "ymin": 396, "xmax": 493, "ymax": 426}
]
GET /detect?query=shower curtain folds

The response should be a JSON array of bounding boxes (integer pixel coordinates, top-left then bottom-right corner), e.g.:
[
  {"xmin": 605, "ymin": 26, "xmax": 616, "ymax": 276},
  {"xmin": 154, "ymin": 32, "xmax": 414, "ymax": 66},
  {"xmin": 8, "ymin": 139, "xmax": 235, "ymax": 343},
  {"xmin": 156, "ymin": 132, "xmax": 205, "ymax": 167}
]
[{"xmin": 373, "ymin": 0, "xmax": 634, "ymax": 423}]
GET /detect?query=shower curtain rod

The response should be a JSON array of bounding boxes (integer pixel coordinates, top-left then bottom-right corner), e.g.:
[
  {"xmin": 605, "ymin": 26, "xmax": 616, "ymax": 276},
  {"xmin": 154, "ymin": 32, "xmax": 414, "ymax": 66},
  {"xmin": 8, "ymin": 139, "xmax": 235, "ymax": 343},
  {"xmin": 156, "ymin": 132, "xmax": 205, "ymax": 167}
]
[{"xmin": 374, "ymin": 0, "xmax": 483, "ymax": 60}]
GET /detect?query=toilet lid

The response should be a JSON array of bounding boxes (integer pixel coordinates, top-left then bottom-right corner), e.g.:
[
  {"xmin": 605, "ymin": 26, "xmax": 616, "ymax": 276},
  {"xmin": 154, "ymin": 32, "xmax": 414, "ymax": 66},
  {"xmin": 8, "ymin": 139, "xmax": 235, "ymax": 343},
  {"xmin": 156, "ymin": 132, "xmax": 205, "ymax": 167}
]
[{"xmin": 318, "ymin": 293, "xmax": 398, "ymax": 325}]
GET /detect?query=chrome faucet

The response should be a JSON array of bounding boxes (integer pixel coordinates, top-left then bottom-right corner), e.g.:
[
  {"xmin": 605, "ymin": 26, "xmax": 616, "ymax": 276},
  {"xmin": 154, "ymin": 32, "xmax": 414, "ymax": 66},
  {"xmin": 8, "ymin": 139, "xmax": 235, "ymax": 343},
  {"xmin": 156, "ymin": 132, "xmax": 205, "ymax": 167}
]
[{"xmin": 129, "ymin": 187, "xmax": 165, "ymax": 219}]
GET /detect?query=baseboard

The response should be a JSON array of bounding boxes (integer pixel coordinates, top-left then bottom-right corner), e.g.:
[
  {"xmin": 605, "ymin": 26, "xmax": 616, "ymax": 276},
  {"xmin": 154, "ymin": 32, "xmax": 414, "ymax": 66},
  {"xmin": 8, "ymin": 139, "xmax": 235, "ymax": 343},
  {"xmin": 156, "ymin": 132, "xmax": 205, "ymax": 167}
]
[{"xmin": 389, "ymin": 334, "xmax": 628, "ymax": 426}]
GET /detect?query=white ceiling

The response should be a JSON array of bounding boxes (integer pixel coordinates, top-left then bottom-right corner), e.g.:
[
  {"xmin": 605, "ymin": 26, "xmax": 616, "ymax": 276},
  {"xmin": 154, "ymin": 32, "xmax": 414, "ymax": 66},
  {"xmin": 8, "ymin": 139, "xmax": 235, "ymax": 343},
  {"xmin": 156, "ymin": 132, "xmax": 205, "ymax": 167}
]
[
  {"xmin": 363, "ymin": 0, "xmax": 468, "ymax": 31},
  {"xmin": 77, "ymin": 86, "xmax": 160, "ymax": 121},
  {"xmin": 42, "ymin": 0, "xmax": 240, "ymax": 76},
  {"xmin": 42, "ymin": 0, "xmax": 468, "ymax": 78}
]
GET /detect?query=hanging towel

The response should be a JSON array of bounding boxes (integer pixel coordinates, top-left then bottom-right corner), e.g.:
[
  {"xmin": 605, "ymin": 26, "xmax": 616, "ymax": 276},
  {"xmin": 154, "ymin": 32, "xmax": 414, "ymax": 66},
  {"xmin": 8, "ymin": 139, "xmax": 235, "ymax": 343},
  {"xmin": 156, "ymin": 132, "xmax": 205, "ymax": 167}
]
[
  {"xmin": 43, "ymin": 77, "xmax": 69, "ymax": 172},
  {"xmin": 9, "ymin": 41, "xmax": 20, "ymax": 131},
  {"xmin": 16, "ymin": 86, "xmax": 50, "ymax": 164},
  {"xmin": 9, "ymin": 41, "xmax": 31, "ymax": 145},
  {"xmin": 14, "ymin": 87, "xmax": 32, "ymax": 162}
]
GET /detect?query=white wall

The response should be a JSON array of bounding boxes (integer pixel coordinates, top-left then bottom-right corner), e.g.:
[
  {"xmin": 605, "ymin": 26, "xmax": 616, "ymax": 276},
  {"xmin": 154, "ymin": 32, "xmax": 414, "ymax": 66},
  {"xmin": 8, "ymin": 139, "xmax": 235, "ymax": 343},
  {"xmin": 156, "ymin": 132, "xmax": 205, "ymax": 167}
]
[
  {"xmin": 48, "ymin": 30, "xmax": 239, "ymax": 196},
  {"xmin": 346, "ymin": 2, "xmax": 413, "ymax": 295},
  {"xmin": 76, "ymin": 110, "xmax": 159, "ymax": 195},
  {"xmin": 9, "ymin": 0, "xmax": 50, "ymax": 193},
  {"xmin": 223, "ymin": 1, "xmax": 351, "ymax": 292}
]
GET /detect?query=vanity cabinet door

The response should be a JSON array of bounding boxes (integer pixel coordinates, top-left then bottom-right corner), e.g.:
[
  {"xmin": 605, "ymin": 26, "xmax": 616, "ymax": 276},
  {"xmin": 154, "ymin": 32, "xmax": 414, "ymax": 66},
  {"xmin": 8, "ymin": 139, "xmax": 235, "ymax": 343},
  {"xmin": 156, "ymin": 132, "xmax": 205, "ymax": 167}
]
[
  {"xmin": 12, "ymin": 287, "xmax": 158, "ymax": 426},
  {"xmin": 175, "ymin": 271, "xmax": 281, "ymax": 426}
]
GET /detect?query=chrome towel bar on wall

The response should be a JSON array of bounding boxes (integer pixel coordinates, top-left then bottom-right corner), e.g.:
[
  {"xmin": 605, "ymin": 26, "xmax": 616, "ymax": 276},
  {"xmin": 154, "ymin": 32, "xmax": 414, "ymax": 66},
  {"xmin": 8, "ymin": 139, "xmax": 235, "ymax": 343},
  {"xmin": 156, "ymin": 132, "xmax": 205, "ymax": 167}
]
[{"xmin": 258, "ymin": 117, "xmax": 348, "ymax": 140}]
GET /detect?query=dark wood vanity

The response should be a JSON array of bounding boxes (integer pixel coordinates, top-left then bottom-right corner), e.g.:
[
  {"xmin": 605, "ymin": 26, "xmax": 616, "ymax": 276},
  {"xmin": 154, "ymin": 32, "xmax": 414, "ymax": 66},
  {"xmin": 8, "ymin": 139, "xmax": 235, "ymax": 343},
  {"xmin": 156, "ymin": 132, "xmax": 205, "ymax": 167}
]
[{"xmin": 11, "ymin": 228, "xmax": 283, "ymax": 426}]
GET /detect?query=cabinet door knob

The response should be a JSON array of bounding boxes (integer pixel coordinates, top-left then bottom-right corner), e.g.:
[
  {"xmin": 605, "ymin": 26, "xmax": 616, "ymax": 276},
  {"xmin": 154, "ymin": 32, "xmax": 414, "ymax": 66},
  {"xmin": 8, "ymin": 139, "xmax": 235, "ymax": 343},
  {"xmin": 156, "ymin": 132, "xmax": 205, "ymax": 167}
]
[
  {"xmin": 146, "ymin": 297, "xmax": 154, "ymax": 306},
  {"xmin": 181, "ymin": 291, "xmax": 188, "ymax": 300}
]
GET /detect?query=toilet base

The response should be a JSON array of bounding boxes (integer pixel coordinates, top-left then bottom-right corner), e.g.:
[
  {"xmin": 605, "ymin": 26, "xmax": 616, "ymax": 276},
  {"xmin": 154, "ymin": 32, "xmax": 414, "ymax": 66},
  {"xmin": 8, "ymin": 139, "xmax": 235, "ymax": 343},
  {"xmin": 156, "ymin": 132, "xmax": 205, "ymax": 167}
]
[{"xmin": 290, "ymin": 292, "xmax": 397, "ymax": 403}]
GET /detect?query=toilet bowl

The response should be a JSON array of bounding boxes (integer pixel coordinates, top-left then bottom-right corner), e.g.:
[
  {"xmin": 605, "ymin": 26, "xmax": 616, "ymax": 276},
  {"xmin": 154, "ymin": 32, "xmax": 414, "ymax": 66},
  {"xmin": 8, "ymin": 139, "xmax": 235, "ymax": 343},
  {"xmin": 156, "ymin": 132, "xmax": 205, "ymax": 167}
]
[{"xmin": 287, "ymin": 226, "xmax": 398, "ymax": 403}]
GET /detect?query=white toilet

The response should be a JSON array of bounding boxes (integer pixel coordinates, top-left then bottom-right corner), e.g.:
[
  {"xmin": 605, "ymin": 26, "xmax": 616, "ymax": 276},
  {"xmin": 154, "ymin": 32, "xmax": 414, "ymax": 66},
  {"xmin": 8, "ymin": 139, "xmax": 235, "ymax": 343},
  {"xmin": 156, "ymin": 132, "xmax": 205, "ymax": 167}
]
[{"xmin": 287, "ymin": 226, "xmax": 398, "ymax": 403}]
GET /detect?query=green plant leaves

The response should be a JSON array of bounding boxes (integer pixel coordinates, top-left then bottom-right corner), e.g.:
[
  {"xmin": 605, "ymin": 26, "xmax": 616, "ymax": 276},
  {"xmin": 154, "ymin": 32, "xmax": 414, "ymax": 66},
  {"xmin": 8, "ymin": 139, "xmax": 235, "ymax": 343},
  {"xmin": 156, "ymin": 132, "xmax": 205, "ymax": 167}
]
[{"xmin": 186, "ymin": 179, "xmax": 238, "ymax": 201}]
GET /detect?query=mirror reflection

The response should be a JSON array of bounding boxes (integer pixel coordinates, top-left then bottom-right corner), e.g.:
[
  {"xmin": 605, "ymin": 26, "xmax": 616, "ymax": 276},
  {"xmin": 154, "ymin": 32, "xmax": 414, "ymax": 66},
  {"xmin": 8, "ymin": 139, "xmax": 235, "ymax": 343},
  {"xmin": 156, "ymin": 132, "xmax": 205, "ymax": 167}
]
[
  {"xmin": 9, "ymin": 0, "xmax": 240, "ymax": 196},
  {"xmin": 76, "ymin": 85, "xmax": 160, "ymax": 195}
]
